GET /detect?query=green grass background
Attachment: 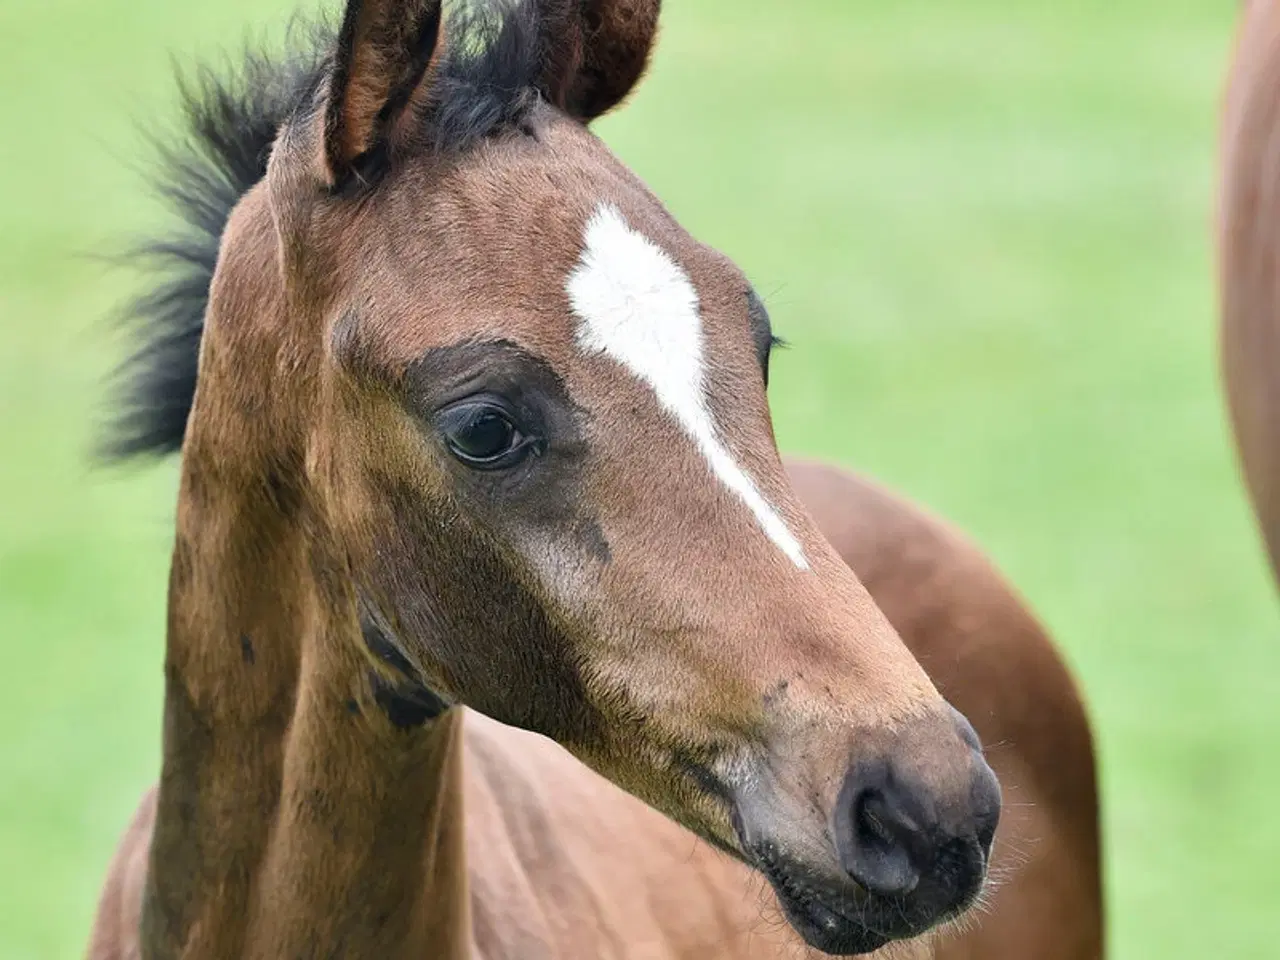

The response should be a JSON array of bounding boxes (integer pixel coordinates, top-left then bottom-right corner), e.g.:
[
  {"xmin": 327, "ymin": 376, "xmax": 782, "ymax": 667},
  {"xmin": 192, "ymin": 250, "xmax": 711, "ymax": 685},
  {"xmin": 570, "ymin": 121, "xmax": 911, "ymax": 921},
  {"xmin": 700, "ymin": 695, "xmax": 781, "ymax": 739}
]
[{"xmin": 2, "ymin": 0, "xmax": 1275, "ymax": 956}]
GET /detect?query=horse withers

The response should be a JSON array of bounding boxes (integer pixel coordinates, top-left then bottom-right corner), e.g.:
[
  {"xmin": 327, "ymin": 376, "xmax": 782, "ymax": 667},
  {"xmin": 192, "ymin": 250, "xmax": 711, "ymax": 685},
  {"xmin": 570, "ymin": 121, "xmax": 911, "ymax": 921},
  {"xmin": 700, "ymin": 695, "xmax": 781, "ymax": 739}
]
[{"xmin": 88, "ymin": 1, "xmax": 1100, "ymax": 957}]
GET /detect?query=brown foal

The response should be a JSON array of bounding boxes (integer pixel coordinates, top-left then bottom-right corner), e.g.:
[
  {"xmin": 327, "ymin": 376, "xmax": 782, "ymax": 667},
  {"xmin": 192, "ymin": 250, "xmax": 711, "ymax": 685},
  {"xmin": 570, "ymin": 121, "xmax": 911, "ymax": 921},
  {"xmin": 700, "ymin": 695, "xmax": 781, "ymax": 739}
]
[{"xmin": 87, "ymin": 1, "xmax": 1101, "ymax": 957}]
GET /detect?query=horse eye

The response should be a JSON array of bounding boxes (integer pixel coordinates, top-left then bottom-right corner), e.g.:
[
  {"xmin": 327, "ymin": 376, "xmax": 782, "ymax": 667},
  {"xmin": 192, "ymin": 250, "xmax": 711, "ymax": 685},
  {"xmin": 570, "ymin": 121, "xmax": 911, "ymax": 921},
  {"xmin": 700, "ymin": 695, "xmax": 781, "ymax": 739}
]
[{"xmin": 439, "ymin": 401, "xmax": 535, "ymax": 470}]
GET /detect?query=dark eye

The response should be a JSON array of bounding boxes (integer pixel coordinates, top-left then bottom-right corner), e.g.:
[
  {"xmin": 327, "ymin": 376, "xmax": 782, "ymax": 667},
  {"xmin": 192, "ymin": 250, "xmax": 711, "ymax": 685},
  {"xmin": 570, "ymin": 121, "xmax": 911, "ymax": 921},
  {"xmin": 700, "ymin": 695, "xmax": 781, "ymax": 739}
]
[
  {"xmin": 746, "ymin": 288, "xmax": 782, "ymax": 388},
  {"xmin": 762, "ymin": 333, "xmax": 786, "ymax": 389},
  {"xmin": 438, "ymin": 400, "xmax": 538, "ymax": 470}
]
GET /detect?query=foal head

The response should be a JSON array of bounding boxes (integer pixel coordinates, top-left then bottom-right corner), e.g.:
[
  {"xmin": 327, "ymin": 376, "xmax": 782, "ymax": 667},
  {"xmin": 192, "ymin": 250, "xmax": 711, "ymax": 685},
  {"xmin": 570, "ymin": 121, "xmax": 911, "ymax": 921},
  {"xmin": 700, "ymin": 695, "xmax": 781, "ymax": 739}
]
[{"xmin": 127, "ymin": 0, "xmax": 999, "ymax": 953}]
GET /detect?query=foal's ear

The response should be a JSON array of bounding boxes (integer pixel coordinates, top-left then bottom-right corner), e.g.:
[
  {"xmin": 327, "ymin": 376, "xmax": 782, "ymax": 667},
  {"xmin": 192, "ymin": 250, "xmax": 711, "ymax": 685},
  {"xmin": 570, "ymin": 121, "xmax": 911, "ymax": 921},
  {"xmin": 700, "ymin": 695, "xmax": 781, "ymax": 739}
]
[
  {"xmin": 323, "ymin": 0, "xmax": 444, "ymax": 184},
  {"xmin": 538, "ymin": 0, "xmax": 662, "ymax": 122}
]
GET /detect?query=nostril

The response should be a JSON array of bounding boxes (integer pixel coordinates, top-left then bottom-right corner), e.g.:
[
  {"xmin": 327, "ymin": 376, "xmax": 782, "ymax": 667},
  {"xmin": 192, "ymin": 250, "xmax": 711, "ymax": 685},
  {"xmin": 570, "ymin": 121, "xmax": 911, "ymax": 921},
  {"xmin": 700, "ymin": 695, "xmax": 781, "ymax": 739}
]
[
  {"xmin": 840, "ymin": 787, "xmax": 923, "ymax": 897},
  {"xmin": 971, "ymin": 761, "xmax": 1002, "ymax": 857},
  {"xmin": 857, "ymin": 793, "xmax": 897, "ymax": 850},
  {"xmin": 976, "ymin": 817, "xmax": 997, "ymax": 856},
  {"xmin": 856, "ymin": 791, "xmax": 916, "ymax": 856}
]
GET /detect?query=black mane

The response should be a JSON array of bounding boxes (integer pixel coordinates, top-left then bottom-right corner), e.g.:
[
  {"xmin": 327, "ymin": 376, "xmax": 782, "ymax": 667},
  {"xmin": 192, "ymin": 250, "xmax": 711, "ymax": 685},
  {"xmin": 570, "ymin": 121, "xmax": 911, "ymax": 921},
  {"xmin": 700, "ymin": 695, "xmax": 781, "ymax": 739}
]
[{"xmin": 109, "ymin": 3, "xmax": 544, "ymax": 458}]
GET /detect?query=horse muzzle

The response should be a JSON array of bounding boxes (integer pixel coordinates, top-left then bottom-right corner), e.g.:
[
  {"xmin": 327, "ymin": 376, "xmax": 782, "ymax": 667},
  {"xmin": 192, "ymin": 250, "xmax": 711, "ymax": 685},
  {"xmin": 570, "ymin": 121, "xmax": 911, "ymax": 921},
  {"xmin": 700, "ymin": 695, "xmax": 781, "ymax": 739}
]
[{"xmin": 730, "ymin": 707, "xmax": 1001, "ymax": 955}]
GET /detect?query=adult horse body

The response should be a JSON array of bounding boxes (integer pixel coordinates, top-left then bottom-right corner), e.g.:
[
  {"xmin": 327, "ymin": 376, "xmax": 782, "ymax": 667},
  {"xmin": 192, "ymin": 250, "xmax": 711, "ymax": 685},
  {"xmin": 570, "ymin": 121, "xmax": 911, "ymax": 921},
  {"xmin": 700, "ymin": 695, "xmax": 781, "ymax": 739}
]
[
  {"xmin": 88, "ymin": 1, "xmax": 1101, "ymax": 957},
  {"xmin": 1221, "ymin": 0, "xmax": 1280, "ymax": 588}
]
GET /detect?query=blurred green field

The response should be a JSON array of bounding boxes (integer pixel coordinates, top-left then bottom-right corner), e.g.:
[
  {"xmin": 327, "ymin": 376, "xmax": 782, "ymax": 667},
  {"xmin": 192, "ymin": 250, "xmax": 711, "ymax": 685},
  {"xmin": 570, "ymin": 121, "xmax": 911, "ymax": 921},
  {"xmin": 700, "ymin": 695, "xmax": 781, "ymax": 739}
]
[{"xmin": 1, "ymin": 0, "xmax": 1275, "ymax": 957}]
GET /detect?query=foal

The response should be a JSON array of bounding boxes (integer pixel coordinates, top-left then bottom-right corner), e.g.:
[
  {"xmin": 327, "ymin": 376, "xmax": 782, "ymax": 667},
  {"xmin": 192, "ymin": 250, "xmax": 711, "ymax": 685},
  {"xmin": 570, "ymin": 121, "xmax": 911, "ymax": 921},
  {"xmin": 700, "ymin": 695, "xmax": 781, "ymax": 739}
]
[{"xmin": 89, "ymin": 1, "xmax": 1099, "ymax": 957}]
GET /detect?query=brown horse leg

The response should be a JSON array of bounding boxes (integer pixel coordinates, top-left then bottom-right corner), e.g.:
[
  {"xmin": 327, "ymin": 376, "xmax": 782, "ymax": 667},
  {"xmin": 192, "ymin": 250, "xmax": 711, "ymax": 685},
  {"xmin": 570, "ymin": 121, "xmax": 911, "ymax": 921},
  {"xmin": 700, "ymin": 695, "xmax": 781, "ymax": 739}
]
[{"xmin": 790, "ymin": 460, "xmax": 1104, "ymax": 960}]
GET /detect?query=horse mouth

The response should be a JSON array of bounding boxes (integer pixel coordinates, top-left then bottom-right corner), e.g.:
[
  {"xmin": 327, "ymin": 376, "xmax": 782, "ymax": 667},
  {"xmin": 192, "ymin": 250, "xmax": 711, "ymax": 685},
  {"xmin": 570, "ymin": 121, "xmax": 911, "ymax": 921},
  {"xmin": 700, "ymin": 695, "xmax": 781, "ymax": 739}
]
[
  {"xmin": 754, "ymin": 849, "xmax": 892, "ymax": 956},
  {"xmin": 725, "ymin": 804, "xmax": 890, "ymax": 955}
]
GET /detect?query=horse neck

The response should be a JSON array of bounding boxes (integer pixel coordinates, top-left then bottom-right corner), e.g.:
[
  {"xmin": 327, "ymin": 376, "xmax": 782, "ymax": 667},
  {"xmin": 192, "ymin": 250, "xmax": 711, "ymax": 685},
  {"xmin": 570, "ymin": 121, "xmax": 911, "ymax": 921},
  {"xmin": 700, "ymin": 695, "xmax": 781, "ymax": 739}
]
[{"xmin": 141, "ymin": 443, "xmax": 473, "ymax": 960}]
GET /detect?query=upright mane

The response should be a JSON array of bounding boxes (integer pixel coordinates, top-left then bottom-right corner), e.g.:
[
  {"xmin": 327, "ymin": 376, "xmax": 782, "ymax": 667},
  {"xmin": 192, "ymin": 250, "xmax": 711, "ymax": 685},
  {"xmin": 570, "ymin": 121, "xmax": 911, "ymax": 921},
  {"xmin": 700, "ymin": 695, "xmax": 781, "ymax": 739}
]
[{"xmin": 108, "ymin": 3, "xmax": 547, "ymax": 459}]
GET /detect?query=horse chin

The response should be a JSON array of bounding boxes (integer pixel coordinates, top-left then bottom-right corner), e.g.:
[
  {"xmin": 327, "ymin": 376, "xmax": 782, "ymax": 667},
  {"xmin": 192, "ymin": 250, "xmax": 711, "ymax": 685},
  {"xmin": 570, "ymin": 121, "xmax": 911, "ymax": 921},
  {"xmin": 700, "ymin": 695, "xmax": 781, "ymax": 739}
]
[
  {"xmin": 777, "ymin": 899, "xmax": 890, "ymax": 957},
  {"xmin": 757, "ymin": 856, "xmax": 892, "ymax": 956},
  {"xmin": 728, "ymin": 809, "xmax": 943, "ymax": 957}
]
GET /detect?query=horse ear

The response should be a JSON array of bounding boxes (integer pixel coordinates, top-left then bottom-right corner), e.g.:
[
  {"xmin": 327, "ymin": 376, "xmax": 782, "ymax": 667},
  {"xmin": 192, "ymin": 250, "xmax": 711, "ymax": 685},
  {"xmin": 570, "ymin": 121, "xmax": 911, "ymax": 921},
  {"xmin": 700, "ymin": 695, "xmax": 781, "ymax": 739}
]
[
  {"xmin": 323, "ymin": 0, "xmax": 444, "ymax": 184},
  {"xmin": 538, "ymin": 0, "xmax": 662, "ymax": 123}
]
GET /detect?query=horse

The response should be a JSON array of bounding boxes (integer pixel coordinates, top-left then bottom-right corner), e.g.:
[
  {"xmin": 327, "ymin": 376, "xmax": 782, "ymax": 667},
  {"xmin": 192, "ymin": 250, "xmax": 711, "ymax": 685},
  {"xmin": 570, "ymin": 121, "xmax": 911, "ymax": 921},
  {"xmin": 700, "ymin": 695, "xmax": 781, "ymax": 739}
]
[
  {"xmin": 1220, "ymin": 0, "xmax": 1280, "ymax": 590},
  {"xmin": 87, "ymin": 1, "xmax": 1101, "ymax": 957}
]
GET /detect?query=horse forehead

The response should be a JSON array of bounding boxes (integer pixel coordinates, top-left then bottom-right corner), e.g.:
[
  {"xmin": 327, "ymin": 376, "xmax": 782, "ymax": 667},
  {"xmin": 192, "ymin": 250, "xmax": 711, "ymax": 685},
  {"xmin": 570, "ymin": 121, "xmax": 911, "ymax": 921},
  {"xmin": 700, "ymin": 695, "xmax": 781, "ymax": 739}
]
[
  {"xmin": 565, "ymin": 202, "xmax": 809, "ymax": 570},
  {"xmin": 391, "ymin": 183, "xmax": 712, "ymax": 347},
  {"xmin": 364, "ymin": 122, "xmax": 735, "ymax": 359},
  {"xmin": 422, "ymin": 119, "xmax": 691, "ymax": 261}
]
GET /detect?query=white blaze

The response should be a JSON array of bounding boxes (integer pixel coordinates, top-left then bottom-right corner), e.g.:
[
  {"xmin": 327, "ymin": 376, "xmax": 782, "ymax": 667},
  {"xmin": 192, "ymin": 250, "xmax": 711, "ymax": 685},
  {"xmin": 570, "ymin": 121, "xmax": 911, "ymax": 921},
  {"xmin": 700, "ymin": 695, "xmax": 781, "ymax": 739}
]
[{"xmin": 566, "ymin": 203, "xmax": 809, "ymax": 571}]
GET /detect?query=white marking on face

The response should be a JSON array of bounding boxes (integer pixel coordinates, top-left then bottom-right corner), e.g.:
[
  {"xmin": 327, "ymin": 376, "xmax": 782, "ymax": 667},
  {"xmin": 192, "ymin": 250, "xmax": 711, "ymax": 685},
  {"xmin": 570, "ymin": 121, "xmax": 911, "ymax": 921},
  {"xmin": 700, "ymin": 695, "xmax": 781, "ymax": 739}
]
[{"xmin": 566, "ymin": 203, "xmax": 809, "ymax": 570}]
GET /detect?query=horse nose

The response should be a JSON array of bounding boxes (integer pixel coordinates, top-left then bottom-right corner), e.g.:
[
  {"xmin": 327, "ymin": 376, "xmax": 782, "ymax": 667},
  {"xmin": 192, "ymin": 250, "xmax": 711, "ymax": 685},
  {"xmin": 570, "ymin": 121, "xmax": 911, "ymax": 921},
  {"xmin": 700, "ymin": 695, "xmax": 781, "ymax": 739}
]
[
  {"xmin": 833, "ymin": 745, "xmax": 1001, "ymax": 904},
  {"xmin": 839, "ymin": 774, "xmax": 927, "ymax": 896}
]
